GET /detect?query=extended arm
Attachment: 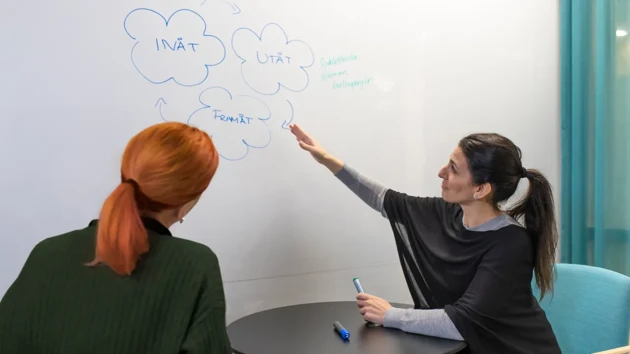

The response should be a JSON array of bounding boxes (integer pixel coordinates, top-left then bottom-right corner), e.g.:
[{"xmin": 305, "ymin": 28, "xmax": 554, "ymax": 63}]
[
  {"xmin": 289, "ymin": 123, "xmax": 389, "ymax": 218},
  {"xmin": 335, "ymin": 164, "xmax": 388, "ymax": 218}
]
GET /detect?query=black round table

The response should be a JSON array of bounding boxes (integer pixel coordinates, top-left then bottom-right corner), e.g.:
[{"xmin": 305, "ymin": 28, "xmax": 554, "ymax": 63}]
[{"xmin": 227, "ymin": 301, "xmax": 467, "ymax": 354}]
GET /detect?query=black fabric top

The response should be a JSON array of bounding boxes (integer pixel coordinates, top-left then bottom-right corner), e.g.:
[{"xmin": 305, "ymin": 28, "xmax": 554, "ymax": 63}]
[
  {"xmin": 383, "ymin": 190, "xmax": 560, "ymax": 354},
  {"xmin": 88, "ymin": 217, "xmax": 173, "ymax": 236},
  {"xmin": 0, "ymin": 218, "xmax": 231, "ymax": 354}
]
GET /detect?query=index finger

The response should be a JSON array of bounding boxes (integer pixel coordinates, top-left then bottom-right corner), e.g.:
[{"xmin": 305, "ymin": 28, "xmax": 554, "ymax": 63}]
[{"xmin": 356, "ymin": 293, "xmax": 371, "ymax": 300}]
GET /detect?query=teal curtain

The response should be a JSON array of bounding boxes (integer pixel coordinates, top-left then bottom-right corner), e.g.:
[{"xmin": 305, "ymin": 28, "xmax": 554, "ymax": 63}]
[{"xmin": 561, "ymin": 0, "xmax": 630, "ymax": 276}]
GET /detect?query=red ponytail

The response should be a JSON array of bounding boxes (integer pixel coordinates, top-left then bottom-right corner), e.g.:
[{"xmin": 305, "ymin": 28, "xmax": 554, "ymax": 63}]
[
  {"xmin": 91, "ymin": 182, "xmax": 148, "ymax": 275},
  {"xmin": 89, "ymin": 122, "xmax": 219, "ymax": 276}
]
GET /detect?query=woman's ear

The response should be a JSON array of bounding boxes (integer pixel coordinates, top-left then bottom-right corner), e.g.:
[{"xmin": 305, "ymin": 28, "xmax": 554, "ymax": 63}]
[
  {"xmin": 173, "ymin": 206, "xmax": 185, "ymax": 222},
  {"xmin": 474, "ymin": 183, "xmax": 493, "ymax": 200},
  {"xmin": 174, "ymin": 197, "xmax": 201, "ymax": 222}
]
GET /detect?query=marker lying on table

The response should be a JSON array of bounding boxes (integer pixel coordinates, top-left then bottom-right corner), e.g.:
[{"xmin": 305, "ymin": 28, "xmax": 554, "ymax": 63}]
[{"xmin": 333, "ymin": 321, "xmax": 350, "ymax": 340}]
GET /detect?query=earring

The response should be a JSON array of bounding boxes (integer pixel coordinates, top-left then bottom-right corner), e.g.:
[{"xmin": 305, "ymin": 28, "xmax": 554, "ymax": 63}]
[
  {"xmin": 179, "ymin": 218, "xmax": 185, "ymax": 224},
  {"xmin": 473, "ymin": 194, "xmax": 478, "ymax": 200}
]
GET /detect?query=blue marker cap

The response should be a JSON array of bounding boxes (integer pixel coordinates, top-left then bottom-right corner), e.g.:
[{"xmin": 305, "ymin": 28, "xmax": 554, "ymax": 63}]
[
  {"xmin": 333, "ymin": 321, "xmax": 350, "ymax": 339},
  {"xmin": 353, "ymin": 277, "xmax": 364, "ymax": 293}
]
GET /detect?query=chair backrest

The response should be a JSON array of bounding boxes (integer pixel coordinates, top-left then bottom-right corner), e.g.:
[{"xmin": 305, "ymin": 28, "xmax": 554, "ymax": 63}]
[{"xmin": 532, "ymin": 263, "xmax": 630, "ymax": 354}]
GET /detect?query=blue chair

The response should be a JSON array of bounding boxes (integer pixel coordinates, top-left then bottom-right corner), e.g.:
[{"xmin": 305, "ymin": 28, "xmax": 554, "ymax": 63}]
[{"xmin": 532, "ymin": 263, "xmax": 630, "ymax": 354}]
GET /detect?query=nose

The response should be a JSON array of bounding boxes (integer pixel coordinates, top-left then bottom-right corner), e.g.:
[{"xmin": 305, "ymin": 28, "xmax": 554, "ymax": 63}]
[{"xmin": 438, "ymin": 165, "xmax": 447, "ymax": 179}]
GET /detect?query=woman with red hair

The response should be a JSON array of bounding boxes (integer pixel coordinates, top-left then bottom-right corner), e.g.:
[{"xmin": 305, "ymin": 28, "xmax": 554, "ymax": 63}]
[{"xmin": 0, "ymin": 122, "xmax": 231, "ymax": 354}]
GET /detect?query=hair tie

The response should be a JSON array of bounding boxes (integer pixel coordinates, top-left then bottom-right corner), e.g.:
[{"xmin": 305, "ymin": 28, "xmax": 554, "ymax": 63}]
[
  {"xmin": 121, "ymin": 177, "xmax": 149, "ymax": 209},
  {"xmin": 522, "ymin": 167, "xmax": 528, "ymax": 178},
  {"xmin": 120, "ymin": 175, "xmax": 175, "ymax": 211},
  {"xmin": 122, "ymin": 178, "xmax": 140, "ymax": 191}
]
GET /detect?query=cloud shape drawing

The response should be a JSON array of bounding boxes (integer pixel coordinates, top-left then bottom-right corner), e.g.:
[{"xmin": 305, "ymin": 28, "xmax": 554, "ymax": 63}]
[
  {"xmin": 187, "ymin": 87, "xmax": 272, "ymax": 161},
  {"xmin": 124, "ymin": 8, "xmax": 226, "ymax": 86},
  {"xmin": 232, "ymin": 23, "xmax": 314, "ymax": 95}
]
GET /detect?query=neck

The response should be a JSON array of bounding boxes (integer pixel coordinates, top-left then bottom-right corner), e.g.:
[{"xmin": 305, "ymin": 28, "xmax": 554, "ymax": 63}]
[
  {"xmin": 141, "ymin": 211, "xmax": 177, "ymax": 229},
  {"xmin": 460, "ymin": 202, "xmax": 503, "ymax": 229}
]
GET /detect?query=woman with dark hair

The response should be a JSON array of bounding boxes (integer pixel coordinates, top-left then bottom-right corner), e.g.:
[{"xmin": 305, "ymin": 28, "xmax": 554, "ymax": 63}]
[
  {"xmin": 0, "ymin": 122, "xmax": 231, "ymax": 354},
  {"xmin": 290, "ymin": 124, "xmax": 560, "ymax": 354}
]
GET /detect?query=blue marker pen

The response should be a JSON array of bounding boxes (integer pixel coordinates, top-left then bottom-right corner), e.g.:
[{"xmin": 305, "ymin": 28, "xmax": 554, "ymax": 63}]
[
  {"xmin": 333, "ymin": 321, "xmax": 350, "ymax": 340},
  {"xmin": 354, "ymin": 277, "xmax": 373, "ymax": 323},
  {"xmin": 353, "ymin": 277, "xmax": 364, "ymax": 293}
]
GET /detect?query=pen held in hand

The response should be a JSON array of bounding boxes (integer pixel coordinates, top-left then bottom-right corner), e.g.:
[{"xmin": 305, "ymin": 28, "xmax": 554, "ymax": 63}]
[{"xmin": 353, "ymin": 277, "xmax": 364, "ymax": 293}]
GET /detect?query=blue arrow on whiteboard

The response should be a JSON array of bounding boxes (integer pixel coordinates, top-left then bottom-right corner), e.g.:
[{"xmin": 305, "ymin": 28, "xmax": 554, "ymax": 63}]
[
  {"xmin": 201, "ymin": 0, "xmax": 241, "ymax": 15},
  {"xmin": 228, "ymin": 2, "xmax": 241, "ymax": 14},
  {"xmin": 155, "ymin": 98, "xmax": 168, "ymax": 122},
  {"xmin": 281, "ymin": 100, "xmax": 294, "ymax": 129}
]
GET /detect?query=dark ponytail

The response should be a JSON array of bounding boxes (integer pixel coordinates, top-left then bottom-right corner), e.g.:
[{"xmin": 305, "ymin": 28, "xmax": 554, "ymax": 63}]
[
  {"xmin": 505, "ymin": 169, "xmax": 558, "ymax": 299},
  {"xmin": 459, "ymin": 133, "xmax": 558, "ymax": 300}
]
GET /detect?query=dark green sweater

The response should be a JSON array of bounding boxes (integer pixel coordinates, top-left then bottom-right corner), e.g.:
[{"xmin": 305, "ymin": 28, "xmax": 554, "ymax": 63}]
[{"xmin": 0, "ymin": 218, "xmax": 232, "ymax": 354}]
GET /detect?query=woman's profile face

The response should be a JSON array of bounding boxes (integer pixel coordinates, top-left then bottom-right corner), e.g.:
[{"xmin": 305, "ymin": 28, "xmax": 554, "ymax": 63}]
[{"xmin": 437, "ymin": 146, "xmax": 476, "ymax": 204}]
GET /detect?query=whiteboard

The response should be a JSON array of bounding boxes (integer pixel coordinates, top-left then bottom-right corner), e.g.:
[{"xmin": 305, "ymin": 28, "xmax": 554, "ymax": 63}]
[{"xmin": 0, "ymin": 0, "xmax": 560, "ymax": 302}]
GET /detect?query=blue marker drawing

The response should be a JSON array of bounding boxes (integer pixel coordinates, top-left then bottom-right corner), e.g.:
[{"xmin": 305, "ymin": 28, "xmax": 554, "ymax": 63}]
[
  {"xmin": 187, "ymin": 87, "xmax": 271, "ymax": 161},
  {"xmin": 232, "ymin": 23, "xmax": 314, "ymax": 95},
  {"xmin": 200, "ymin": 0, "xmax": 241, "ymax": 14},
  {"xmin": 155, "ymin": 98, "xmax": 168, "ymax": 121},
  {"xmin": 281, "ymin": 100, "xmax": 294, "ymax": 129},
  {"xmin": 223, "ymin": 1, "xmax": 241, "ymax": 14},
  {"xmin": 124, "ymin": 8, "xmax": 226, "ymax": 87}
]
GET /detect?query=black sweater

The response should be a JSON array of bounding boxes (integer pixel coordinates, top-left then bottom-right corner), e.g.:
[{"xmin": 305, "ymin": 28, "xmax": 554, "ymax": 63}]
[
  {"xmin": 383, "ymin": 190, "xmax": 561, "ymax": 354},
  {"xmin": 0, "ymin": 218, "xmax": 232, "ymax": 354}
]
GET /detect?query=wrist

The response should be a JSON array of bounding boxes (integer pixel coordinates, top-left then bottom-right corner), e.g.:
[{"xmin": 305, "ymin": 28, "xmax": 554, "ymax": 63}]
[
  {"xmin": 383, "ymin": 307, "xmax": 404, "ymax": 328},
  {"xmin": 322, "ymin": 155, "xmax": 343, "ymax": 174}
]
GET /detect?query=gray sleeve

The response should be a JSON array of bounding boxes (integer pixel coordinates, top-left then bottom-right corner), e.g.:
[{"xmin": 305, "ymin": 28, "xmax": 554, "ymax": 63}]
[
  {"xmin": 334, "ymin": 164, "xmax": 388, "ymax": 218},
  {"xmin": 384, "ymin": 307, "xmax": 465, "ymax": 341}
]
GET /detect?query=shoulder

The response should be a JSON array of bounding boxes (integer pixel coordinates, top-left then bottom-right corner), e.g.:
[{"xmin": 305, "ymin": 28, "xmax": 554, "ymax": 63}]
[
  {"xmin": 11, "ymin": 226, "xmax": 94, "ymax": 281},
  {"xmin": 491, "ymin": 225, "xmax": 531, "ymax": 248},
  {"xmin": 384, "ymin": 189, "xmax": 461, "ymax": 220},
  {"xmin": 383, "ymin": 189, "xmax": 462, "ymax": 228},
  {"xmin": 159, "ymin": 237, "xmax": 225, "ymax": 288},
  {"xmin": 29, "ymin": 225, "xmax": 94, "ymax": 256},
  {"xmin": 155, "ymin": 235, "xmax": 221, "ymax": 266},
  {"xmin": 484, "ymin": 225, "xmax": 534, "ymax": 262}
]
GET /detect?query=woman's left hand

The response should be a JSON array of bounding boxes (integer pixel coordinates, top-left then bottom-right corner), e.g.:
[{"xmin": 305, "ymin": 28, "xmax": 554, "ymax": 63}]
[{"xmin": 356, "ymin": 293, "xmax": 393, "ymax": 325}]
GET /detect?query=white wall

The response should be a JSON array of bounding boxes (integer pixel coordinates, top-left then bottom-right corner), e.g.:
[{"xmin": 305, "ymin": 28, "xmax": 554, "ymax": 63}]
[{"xmin": 0, "ymin": 0, "xmax": 560, "ymax": 324}]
